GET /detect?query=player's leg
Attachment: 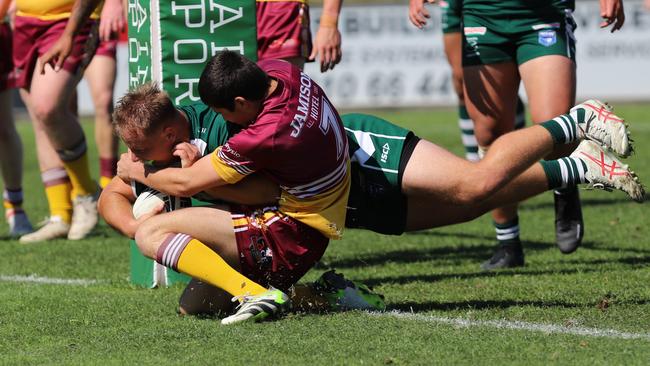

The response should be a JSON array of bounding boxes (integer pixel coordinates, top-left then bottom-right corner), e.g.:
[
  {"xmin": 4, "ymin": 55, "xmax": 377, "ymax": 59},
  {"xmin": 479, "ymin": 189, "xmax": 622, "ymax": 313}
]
[
  {"xmin": 27, "ymin": 67, "xmax": 99, "ymax": 240},
  {"xmin": 443, "ymin": 32, "xmax": 479, "ymax": 161},
  {"xmin": 402, "ymin": 101, "xmax": 638, "ymax": 224},
  {"xmin": 135, "ymin": 206, "xmax": 263, "ymax": 291},
  {"xmin": 135, "ymin": 205, "xmax": 292, "ymax": 323},
  {"xmin": 461, "ymin": 61, "xmax": 524, "ymax": 269},
  {"xmin": 519, "ymin": 22, "xmax": 581, "ymax": 253},
  {"xmin": 18, "ymin": 89, "xmax": 73, "ymax": 242},
  {"xmin": 84, "ymin": 51, "xmax": 119, "ymax": 189},
  {"xmin": 404, "ymin": 138, "xmax": 643, "ymax": 231},
  {"xmin": 0, "ymin": 89, "xmax": 33, "ymax": 237}
]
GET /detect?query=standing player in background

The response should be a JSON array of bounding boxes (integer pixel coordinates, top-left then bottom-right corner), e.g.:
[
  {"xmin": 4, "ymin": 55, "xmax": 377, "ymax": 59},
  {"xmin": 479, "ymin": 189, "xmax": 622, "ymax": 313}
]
[
  {"xmin": 409, "ymin": 0, "xmax": 526, "ymax": 162},
  {"xmin": 13, "ymin": 0, "xmax": 102, "ymax": 242},
  {"xmin": 257, "ymin": 0, "xmax": 342, "ymax": 72},
  {"xmin": 457, "ymin": 0, "xmax": 625, "ymax": 269},
  {"xmin": 409, "ymin": 0, "xmax": 529, "ymax": 270},
  {"xmin": 82, "ymin": 0, "xmax": 124, "ymax": 189},
  {"xmin": 0, "ymin": 0, "xmax": 33, "ymax": 237}
]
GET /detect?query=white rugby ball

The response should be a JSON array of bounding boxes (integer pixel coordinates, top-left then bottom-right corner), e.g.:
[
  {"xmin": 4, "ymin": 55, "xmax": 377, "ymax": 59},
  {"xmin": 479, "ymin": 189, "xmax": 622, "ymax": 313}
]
[{"xmin": 132, "ymin": 189, "xmax": 166, "ymax": 220}]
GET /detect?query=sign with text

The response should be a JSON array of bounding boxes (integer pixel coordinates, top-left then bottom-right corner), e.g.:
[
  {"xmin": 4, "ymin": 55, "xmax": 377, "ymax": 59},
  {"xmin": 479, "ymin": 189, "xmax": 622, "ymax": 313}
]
[
  {"xmin": 304, "ymin": 2, "xmax": 650, "ymax": 108},
  {"xmin": 126, "ymin": 0, "xmax": 257, "ymax": 106}
]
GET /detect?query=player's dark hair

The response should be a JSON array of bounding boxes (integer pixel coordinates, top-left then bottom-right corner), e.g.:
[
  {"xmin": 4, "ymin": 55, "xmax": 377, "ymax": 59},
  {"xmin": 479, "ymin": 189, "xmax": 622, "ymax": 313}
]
[
  {"xmin": 198, "ymin": 50, "xmax": 269, "ymax": 111},
  {"xmin": 112, "ymin": 82, "xmax": 177, "ymax": 138}
]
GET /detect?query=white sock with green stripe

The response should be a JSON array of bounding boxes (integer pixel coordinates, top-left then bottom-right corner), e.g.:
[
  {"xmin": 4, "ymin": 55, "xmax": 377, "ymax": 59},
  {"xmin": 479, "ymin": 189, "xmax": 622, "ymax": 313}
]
[
  {"xmin": 494, "ymin": 216, "xmax": 521, "ymax": 247},
  {"xmin": 458, "ymin": 105, "xmax": 479, "ymax": 161},
  {"xmin": 540, "ymin": 157, "xmax": 588, "ymax": 189}
]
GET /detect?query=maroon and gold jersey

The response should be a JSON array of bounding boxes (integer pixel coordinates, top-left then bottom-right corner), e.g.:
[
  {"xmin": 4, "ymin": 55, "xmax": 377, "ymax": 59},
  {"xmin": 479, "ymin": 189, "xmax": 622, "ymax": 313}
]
[{"xmin": 211, "ymin": 60, "xmax": 350, "ymax": 239}]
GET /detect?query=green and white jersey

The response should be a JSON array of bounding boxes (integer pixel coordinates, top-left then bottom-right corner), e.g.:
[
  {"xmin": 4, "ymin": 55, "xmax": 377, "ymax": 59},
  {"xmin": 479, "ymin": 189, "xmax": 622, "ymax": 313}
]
[
  {"xmin": 463, "ymin": 0, "xmax": 574, "ymax": 18},
  {"xmin": 342, "ymin": 113, "xmax": 411, "ymax": 188},
  {"xmin": 178, "ymin": 103, "xmax": 241, "ymax": 156}
]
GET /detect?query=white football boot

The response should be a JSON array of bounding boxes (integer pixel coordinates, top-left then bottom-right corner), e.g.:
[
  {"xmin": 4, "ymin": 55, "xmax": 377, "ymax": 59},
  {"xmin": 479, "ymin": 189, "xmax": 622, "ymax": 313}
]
[
  {"xmin": 19, "ymin": 216, "xmax": 70, "ymax": 243},
  {"xmin": 571, "ymin": 100, "xmax": 632, "ymax": 157},
  {"xmin": 6, "ymin": 208, "xmax": 33, "ymax": 238},
  {"xmin": 572, "ymin": 140, "xmax": 644, "ymax": 202},
  {"xmin": 67, "ymin": 190, "xmax": 100, "ymax": 240}
]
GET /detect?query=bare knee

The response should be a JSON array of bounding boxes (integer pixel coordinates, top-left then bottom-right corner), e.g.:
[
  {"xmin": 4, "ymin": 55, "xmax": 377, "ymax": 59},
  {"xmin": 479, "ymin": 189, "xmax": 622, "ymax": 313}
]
[
  {"xmin": 134, "ymin": 217, "xmax": 167, "ymax": 259},
  {"xmin": 31, "ymin": 102, "xmax": 62, "ymax": 127},
  {"xmin": 93, "ymin": 92, "xmax": 114, "ymax": 121}
]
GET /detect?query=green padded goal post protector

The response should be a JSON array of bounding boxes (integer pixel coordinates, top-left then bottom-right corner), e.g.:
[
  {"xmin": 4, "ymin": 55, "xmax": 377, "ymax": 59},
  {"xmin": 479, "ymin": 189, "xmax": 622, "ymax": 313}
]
[{"xmin": 126, "ymin": 0, "xmax": 257, "ymax": 287}]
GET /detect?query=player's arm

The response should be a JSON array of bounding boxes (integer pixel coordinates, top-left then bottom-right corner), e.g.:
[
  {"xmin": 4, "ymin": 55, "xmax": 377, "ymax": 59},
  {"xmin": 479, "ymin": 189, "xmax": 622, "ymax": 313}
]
[
  {"xmin": 117, "ymin": 151, "xmax": 228, "ymax": 198},
  {"xmin": 38, "ymin": 0, "xmax": 103, "ymax": 73},
  {"xmin": 98, "ymin": 0, "xmax": 125, "ymax": 41},
  {"xmin": 408, "ymin": 0, "xmax": 436, "ymax": 28},
  {"xmin": 309, "ymin": 0, "xmax": 343, "ymax": 72},
  {"xmin": 599, "ymin": 0, "xmax": 625, "ymax": 32},
  {"xmin": 202, "ymin": 174, "xmax": 280, "ymax": 206},
  {"xmin": 97, "ymin": 176, "xmax": 155, "ymax": 238}
]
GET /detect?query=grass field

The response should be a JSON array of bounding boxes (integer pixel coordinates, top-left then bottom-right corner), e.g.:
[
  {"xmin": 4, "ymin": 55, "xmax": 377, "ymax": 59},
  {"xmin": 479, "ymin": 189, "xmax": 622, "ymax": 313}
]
[{"xmin": 1, "ymin": 104, "xmax": 649, "ymax": 365}]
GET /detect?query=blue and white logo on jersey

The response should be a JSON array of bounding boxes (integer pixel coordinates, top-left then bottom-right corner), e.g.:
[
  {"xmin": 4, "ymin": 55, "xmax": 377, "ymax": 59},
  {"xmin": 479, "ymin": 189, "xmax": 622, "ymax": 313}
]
[{"xmin": 538, "ymin": 30, "xmax": 557, "ymax": 47}]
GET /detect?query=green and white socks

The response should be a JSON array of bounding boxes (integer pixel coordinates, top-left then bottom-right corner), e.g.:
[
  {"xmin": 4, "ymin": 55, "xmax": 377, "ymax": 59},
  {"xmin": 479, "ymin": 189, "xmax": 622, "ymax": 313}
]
[
  {"xmin": 495, "ymin": 216, "xmax": 521, "ymax": 247},
  {"xmin": 540, "ymin": 108, "xmax": 587, "ymax": 145},
  {"xmin": 540, "ymin": 157, "xmax": 588, "ymax": 189}
]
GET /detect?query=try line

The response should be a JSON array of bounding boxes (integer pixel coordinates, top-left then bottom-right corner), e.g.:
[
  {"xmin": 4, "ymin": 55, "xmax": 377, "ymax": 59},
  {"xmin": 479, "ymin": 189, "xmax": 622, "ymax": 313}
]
[
  {"xmin": 371, "ymin": 311, "xmax": 650, "ymax": 341},
  {"xmin": 3, "ymin": 273, "xmax": 649, "ymax": 340}
]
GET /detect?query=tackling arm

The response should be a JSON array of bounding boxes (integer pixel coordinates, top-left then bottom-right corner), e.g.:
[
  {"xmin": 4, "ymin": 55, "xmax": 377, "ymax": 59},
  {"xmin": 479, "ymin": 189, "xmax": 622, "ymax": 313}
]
[{"xmin": 118, "ymin": 152, "xmax": 228, "ymax": 198}]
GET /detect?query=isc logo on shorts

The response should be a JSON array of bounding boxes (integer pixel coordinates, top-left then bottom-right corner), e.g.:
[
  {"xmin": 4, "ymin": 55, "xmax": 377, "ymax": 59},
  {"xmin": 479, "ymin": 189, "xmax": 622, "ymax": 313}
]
[{"xmin": 538, "ymin": 30, "xmax": 557, "ymax": 47}]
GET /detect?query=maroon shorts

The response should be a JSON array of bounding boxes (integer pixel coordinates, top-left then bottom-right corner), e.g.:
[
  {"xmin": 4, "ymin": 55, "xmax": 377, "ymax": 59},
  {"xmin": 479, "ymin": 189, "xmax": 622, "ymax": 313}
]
[
  {"xmin": 12, "ymin": 16, "xmax": 97, "ymax": 89},
  {"xmin": 256, "ymin": 1, "xmax": 312, "ymax": 61},
  {"xmin": 0, "ymin": 23, "xmax": 13, "ymax": 91},
  {"xmin": 231, "ymin": 205, "xmax": 329, "ymax": 291},
  {"xmin": 95, "ymin": 38, "xmax": 117, "ymax": 58}
]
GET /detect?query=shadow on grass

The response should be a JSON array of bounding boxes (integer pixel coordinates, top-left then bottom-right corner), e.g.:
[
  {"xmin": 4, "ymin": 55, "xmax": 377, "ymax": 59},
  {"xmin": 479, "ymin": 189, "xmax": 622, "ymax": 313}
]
[
  {"xmin": 580, "ymin": 241, "xmax": 650, "ymax": 256},
  {"xmin": 549, "ymin": 254, "xmax": 650, "ymax": 267},
  {"xmin": 357, "ymin": 268, "xmax": 598, "ymax": 287},
  {"xmin": 324, "ymin": 240, "xmax": 553, "ymax": 269},
  {"xmin": 520, "ymin": 197, "xmax": 636, "ymax": 211},
  {"xmin": 389, "ymin": 299, "xmax": 581, "ymax": 312}
]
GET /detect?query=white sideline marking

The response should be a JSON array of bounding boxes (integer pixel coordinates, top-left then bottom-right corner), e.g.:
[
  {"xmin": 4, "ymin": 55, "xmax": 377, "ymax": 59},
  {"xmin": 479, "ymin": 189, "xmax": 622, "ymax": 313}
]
[
  {"xmin": 372, "ymin": 311, "xmax": 650, "ymax": 341},
  {"xmin": 0, "ymin": 274, "xmax": 100, "ymax": 286}
]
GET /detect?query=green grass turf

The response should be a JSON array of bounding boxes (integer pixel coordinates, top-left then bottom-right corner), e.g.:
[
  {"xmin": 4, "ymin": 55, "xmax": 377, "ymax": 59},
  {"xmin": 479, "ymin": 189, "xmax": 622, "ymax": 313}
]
[{"xmin": 1, "ymin": 104, "xmax": 649, "ymax": 365}]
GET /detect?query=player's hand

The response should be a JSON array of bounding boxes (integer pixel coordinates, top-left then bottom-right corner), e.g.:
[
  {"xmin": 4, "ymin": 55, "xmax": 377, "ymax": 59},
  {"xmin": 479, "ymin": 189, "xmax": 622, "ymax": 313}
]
[
  {"xmin": 599, "ymin": 0, "xmax": 625, "ymax": 32},
  {"xmin": 117, "ymin": 150, "xmax": 144, "ymax": 183},
  {"xmin": 409, "ymin": 0, "xmax": 436, "ymax": 29},
  {"xmin": 173, "ymin": 142, "xmax": 201, "ymax": 168},
  {"xmin": 98, "ymin": 0, "xmax": 126, "ymax": 41},
  {"xmin": 134, "ymin": 202, "xmax": 165, "ymax": 222},
  {"xmin": 309, "ymin": 25, "xmax": 342, "ymax": 72},
  {"xmin": 37, "ymin": 34, "xmax": 73, "ymax": 73}
]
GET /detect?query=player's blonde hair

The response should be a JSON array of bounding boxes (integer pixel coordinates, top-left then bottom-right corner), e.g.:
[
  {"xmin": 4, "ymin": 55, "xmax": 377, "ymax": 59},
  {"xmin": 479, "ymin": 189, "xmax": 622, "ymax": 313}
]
[{"xmin": 112, "ymin": 82, "xmax": 177, "ymax": 139}]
